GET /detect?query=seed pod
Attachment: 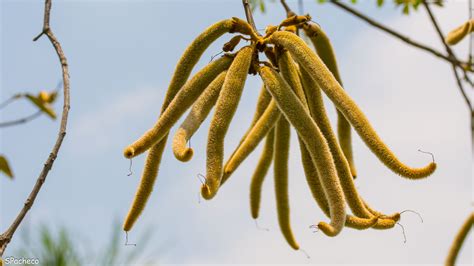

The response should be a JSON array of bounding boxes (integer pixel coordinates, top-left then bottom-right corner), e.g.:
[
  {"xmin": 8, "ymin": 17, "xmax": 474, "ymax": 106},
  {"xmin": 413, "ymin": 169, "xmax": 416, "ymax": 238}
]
[
  {"xmin": 123, "ymin": 19, "xmax": 236, "ymax": 232},
  {"xmin": 276, "ymin": 49, "xmax": 307, "ymax": 108},
  {"xmin": 202, "ymin": 45, "xmax": 254, "ymax": 199},
  {"xmin": 250, "ymin": 129, "xmax": 275, "ymax": 219},
  {"xmin": 299, "ymin": 67, "xmax": 377, "ymax": 220},
  {"xmin": 445, "ymin": 19, "xmax": 474, "ymax": 46},
  {"xmin": 267, "ymin": 31, "xmax": 436, "ymax": 179},
  {"xmin": 259, "ymin": 65, "xmax": 346, "ymax": 237},
  {"xmin": 221, "ymin": 100, "xmax": 281, "ymax": 184},
  {"xmin": 124, "ymin": 56, "xmax": 232, "ymax": 159},
  {"xmin": 223, "ymin": 35, "xmax": 244, "ymax": 52},
  {"xmin": 279, "ymin": 14, "xmax": 312, "ymax": 29},
  {"xmin": 172, "ymin": 71, "xmax": 227, "ymax": 162},
  {"xmin": 274, "ymin": 118, "xmax": 299, "ymax": 249},
  {"xmin": 299, "ymin": 137, "xmax": 378, "ymax": 230},
  {"xmin": 225, "ymin": 85, "xmax": 272, "ymax": 176},
  {"xmin": 123, "ymin": 142, "xmax": 166, "ymax": 231},
  {"xmin": 303, "ymin": 23, "xmax": 357, "ymax": 178},
  {"xmin": 446, "ymin": 213, "xmax": 474, "ymax": 266}
]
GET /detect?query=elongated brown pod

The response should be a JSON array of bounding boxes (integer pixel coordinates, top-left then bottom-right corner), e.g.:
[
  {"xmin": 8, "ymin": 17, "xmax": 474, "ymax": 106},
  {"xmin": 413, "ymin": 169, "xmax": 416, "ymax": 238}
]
[
  {"xmin": 202, "ymin": 45, "xmax": 254, "ymax": 199},
  {"xmin": 445, "ymin": 213, "xmax": 474, "ymax": 266},
  {"xmin": 445, "ymin": 19, "xmax": 474, "ymax": 46},
  {"xmin": 303, "ymin": 23, "xmax": 356, "ymax": 178},
  {"xmin": 172, "ymin": 71, "xmax": 227, "ymax": 162},
  {"xmin": 267, "ymin": 31, "xmax": 436, "ymax": 180},
  {"xmin": 250, "ymin": 129, "xmax": 275, "ymax": 219},
  {"xmin": 276, "ymin": 48, "xmax": 307, "ymax": 107},
  {"xmin": 259, "ymin": 65, "xmax": 346, "ymax": 237},
  {"xmin": 274, "ymin": 117, "xmax": 299, "ymax": 249},
  {"xmin": 221, "ymin": 100, "xmax": 281, "ymax": 185}
]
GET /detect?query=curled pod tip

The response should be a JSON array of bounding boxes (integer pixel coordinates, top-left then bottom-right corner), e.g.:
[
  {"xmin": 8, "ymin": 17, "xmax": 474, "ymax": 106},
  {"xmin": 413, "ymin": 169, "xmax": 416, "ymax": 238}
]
[{"xmin": 259, "ymin": 65, "xmax": 346, "ymax": 237}]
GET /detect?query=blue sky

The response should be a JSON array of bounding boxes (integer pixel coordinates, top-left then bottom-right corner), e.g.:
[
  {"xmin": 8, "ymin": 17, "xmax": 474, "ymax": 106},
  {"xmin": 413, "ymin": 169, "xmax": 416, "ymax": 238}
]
[{"xmin": 1, "ymin": 0, "xmax": 472, "ymax": 265}]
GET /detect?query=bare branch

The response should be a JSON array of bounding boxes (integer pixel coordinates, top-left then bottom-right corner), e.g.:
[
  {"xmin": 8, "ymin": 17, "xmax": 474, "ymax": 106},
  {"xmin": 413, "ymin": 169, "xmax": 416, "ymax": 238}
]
[
  {"xmin": 328, "ymin": 0, "xmax": 470, "ymax": 70},
  {"xmin": 0, "ymin": 112, "xmax": 42, "ymax": 128},
  {"xmin": 0, "ymin": 0, "xmax": 71, "ymax": 255},
  {"xmin": 242, "ymin": 0, "xmax": 260, "ymax": 35},
  {"xmin": 422, "ymin": 1, "xmax": 473, "ymax": 147}
]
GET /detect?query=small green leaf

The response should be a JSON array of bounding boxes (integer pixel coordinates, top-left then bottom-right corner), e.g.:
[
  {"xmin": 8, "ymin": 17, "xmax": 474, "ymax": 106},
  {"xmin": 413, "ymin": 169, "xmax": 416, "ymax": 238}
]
[
  {"xmin": 403, "ymin": 5, "xmax": 409, "ymax": 14},
  {"xmin": 25, "ymin": 94, "xmax": 57, "ymax": 119},
  {"xmin": 377, "ymin": 0, "xmax": 385, "ymax": 7},
  {"xmin": 0, "ymin": 155, "xmax": 14, "ymax": 179},
  {"xmin": 259, "ymin": 0, "xmax": 266, "ymax": 13}
]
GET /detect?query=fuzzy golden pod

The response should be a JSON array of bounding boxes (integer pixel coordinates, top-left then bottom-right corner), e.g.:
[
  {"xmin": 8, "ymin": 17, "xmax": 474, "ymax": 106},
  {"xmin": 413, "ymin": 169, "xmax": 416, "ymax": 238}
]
[
  {"xmin": 123, "ymin": 142, "xmax": 166, "ymax": 231},
  {"xmin": 201, "ymin": 45, "xmax": 255, "ymax": 200},
  {"xmin": 259, "ymin": 65, "xmax": 346, "ymax": 237},
  {"xmin": 446, "ymin": 213, "xmax": 474, "ymax": 266},
  {"xmin": 276, "ymin": 49, "xmax": 307, "ymax": 108},
  {"xmin": 299, "ymin": 67, "xmax": 376, "ymax": 221},
  {"xmin": 303, "ymin": 23, "xmax": 357, "ymax": 178},
  {"xmin": 445, "ymin": 19, "xmax": 474, "ymax": 46},
  {"xmin": 124, "ymin": 56, "xmax": 233, "ymax": 159},
  {"xmin": 172, "ymin": 71, "xmax": 227, "ymax": 162},
  {"xmin": 225, "ymin": 85, "xmax": 272, "ymax": 168},
  {"xmin": 298, "ymin": 136, "xmax": 375, "ymax": 230},
  {"xmin": 250, "ymin": 129, "xmax": 275, "ymax": 219},
  {"xmin": 161, "ymin": 19, "xmax": 235, "ymax": 112},
  {"xmin": 221, "ymin": 100, "xmax": 281, "ymax": 185},
  {"xmin": 267, "ymin": 31, "xmax": 436, "ymax": 180},
  {"xmin": 273, "ymin": 117, "xmax": 300, "ymax": 250}
]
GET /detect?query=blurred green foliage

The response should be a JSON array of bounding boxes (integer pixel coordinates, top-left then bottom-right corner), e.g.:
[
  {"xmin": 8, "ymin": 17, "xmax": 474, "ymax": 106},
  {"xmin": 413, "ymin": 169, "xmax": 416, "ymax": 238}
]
[{"xmin": 14, "ymin": 221, "xmax": 155, "ymax": 266}]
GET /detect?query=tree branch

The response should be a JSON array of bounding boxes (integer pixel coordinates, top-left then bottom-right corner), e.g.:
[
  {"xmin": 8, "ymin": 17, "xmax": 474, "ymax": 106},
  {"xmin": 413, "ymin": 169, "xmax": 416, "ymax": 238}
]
[
  {"xmin": 0, "ymin": 111, "xmax": 42, "ymax": 128},
  {"xmin": 242, "ymin": 0, "xmax": 260, "ymax": 35},
  {"xmin": 422, "ymin": 1, "xmax": 473, "ymax": 147},
  {"xmin": 328, "ymin": 0, "xmax": 470, "ymax": 71},
  {"xmin": 0, "ymin": 0, "xmax": 71, "ymax": 256}
]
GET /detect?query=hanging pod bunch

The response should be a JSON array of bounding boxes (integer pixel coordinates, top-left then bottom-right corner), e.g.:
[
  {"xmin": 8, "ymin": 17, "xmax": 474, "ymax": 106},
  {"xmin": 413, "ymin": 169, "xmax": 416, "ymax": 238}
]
[{"xmin": 121, "ymin": 14, "xmax": 437, "ymax": 250}]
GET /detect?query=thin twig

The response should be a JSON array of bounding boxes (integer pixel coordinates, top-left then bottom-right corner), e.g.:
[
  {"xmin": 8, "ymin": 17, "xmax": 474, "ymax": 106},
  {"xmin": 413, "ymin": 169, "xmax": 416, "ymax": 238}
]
[
  {"xmin": 0, "ymin": 111, "xmax": 42, "ymax": 128},
  {"xmin": 328, "ymin": 0, "xmax": 470, "ymax": 70},
  {"xmin": 0, "ymin": 94, "xmax": 22, "ymax": 110},
  {"xmin": 242, "ymin": 0, "xmax": 260, "ymax": 34},
  {"xmin": 280, "ymin": 0, "xmax": 292, "ymax": 15},
  {"xmin": 0, "ymin": 0, "xmax": 71, "ymax": 256}
]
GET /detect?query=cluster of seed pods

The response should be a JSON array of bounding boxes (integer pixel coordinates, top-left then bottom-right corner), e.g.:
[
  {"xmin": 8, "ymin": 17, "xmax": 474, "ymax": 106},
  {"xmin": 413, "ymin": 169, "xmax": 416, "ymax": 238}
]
[{"xmin": 122, "ymin": 14, "xmax": 437, "ymax": 249}]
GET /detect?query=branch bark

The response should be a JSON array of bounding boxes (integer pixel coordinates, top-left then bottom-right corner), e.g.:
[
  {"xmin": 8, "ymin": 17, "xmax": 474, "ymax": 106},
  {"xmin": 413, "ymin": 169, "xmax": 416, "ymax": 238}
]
[
  {"xmin": 242, "ymin": 0, "xmax": 259, "ymax": 34},
  {"xmin": 328, "ymin": 0, "xmax": 470, "ymax": 70},
  {"xmin": 0, "ymin": 0, "xmax": 71, "ymax": 256}
]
